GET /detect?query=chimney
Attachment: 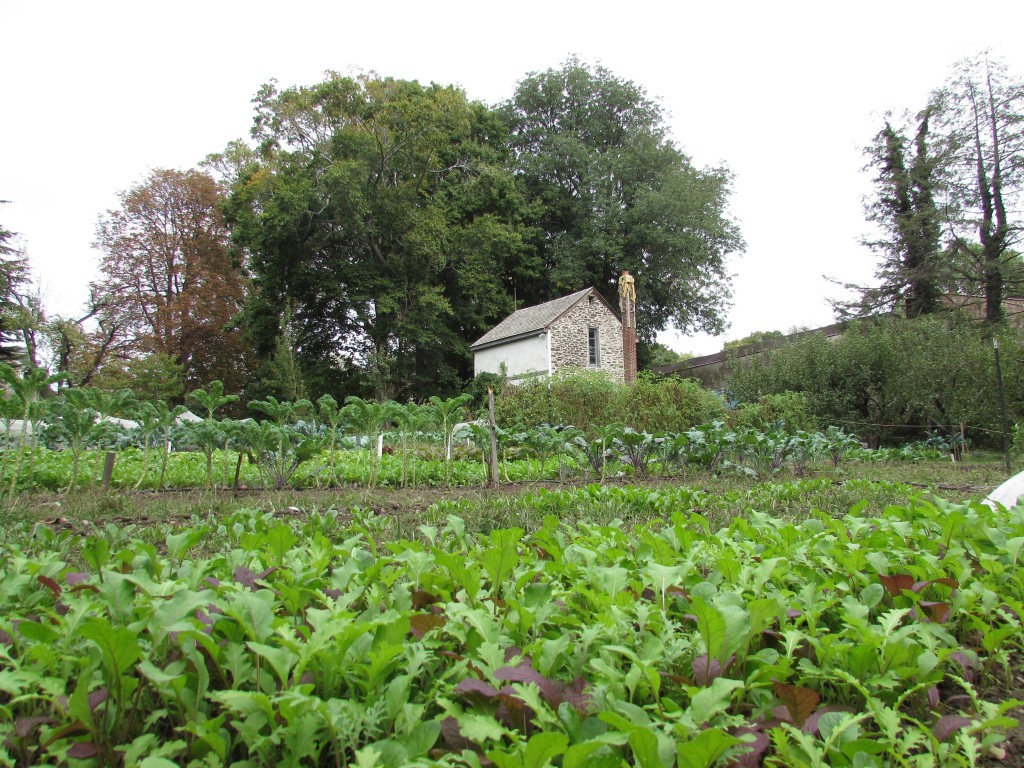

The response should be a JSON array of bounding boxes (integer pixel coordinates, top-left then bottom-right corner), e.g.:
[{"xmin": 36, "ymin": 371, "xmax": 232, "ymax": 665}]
[{"xmin": 619, "ymin": 271, "xmax": 637, "ymax": 384}]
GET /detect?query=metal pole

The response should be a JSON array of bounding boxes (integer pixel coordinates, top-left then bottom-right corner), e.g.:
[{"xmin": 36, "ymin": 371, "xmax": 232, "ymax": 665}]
[
  {"xmin": 487, "ymin": 387, "xmax": 500, "ymax": 487},
  {"xmin": 993, "ymin": 337, "xmax": 1012, "ymax": 474}
]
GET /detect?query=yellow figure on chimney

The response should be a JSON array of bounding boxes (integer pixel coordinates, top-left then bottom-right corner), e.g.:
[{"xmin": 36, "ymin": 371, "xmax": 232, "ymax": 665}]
[{"xmin": 619, "ymin": 270, "xmax": 636, "ymax": 302}]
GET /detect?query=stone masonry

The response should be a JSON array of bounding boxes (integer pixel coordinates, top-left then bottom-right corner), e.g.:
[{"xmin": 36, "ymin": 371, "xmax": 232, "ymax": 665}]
[{"xmin": 548, "ymin": 294, "xmax": 624, "ymax": 383}]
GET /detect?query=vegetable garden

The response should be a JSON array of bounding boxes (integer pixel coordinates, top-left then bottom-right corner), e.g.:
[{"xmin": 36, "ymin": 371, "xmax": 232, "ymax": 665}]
[{"xmin": 1, "ymin": 379, "xmax": 1023, "ymax": 766}]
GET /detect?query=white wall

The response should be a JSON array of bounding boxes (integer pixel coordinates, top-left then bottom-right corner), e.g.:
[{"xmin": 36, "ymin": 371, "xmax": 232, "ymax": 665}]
[{"xmin": 474, "ymin": 333, "xmax": 549, "ymax": 379}]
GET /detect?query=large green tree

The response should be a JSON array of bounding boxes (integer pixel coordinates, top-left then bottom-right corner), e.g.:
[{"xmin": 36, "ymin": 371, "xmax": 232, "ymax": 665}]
[
  {"xmin": 225, "ymin": 74, "xmax": 530, "ymax": 400},
  {"xmin": 500, "ymin": 58, "xmax": 744, "ymax": 340},
  {"xmin": 855, "ymin": 109, "xmax": 943, "ymax": 319}
]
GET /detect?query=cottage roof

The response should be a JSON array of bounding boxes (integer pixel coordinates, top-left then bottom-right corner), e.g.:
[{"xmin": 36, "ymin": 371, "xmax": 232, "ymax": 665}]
[{"xmin": 471, "ymin": 287, "xmax": 614, "ymax": 351}]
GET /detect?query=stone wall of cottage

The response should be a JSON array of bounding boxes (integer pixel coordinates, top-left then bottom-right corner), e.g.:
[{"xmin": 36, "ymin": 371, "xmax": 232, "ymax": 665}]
[{"xmin": 549, "ymin": 296, "xmax": 624, "ymax": 383}]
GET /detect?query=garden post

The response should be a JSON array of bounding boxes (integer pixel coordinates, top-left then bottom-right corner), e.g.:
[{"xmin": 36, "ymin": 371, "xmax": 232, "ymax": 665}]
[{"xmin": 101, "ymin": 451, "xmax": 116, "ymax": 490}]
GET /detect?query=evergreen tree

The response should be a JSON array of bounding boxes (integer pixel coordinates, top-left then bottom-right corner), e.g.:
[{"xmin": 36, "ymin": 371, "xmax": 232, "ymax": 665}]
[
  {"xmin": 857, "ymin": 109, "xmax": 943, "ymax": 319},
  {"xmin": 0, "ymin": 211, "xmax": 31, "ymax": 364}
]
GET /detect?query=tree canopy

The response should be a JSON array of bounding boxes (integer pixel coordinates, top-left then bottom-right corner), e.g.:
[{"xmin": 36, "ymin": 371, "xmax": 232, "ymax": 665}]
[
  {"xmin": 223, "ymin": 63, "xmax": 742, "ymax": 400},
  {"xmin": 500, "ymin": 58, "xmax": 744, "ymax": 341},
  {"xmin": 0, "ymin": 207, "xmax": 33, "ymax": 366},
  {"xmin": 852, "ymin": 109, "xmax": 942, "ymax": 319},
  {"xmin": 224, "ymin": 74, "xmax": 528, "ymax": 400},
  {"xmin": 90, "ymin": 169, "xmax": 251, "ymax": 394}
]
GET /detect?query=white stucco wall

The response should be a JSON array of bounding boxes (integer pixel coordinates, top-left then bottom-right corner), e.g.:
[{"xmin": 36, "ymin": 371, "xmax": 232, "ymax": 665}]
[{"xmin": 474, "ymin": 333, "xmax": 550, "ymax": 379}]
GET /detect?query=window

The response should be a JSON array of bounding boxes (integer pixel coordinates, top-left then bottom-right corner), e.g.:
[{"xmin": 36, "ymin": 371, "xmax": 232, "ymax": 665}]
[{"xmin": 588, "ymin": 327, "xmax": 600, "ymax": 366}]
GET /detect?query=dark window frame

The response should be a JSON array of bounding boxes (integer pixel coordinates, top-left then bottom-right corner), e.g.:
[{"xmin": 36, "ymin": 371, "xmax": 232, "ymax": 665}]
[{"xmin": 588, "ymin": 326, "xmax": 600, "ymax": 366}]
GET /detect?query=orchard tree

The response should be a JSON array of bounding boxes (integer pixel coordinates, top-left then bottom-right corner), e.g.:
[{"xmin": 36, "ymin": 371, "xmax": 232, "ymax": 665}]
[
  {"xmin": 225, "ymin": 74, "xmax": 530, "ymax": 399},
  {"xmin": 500, "ymin": 58, "xmax": 744, "ymax": 340},
  {"xmin": 93, "ymin": 168, "xmax": 251, "ymax": 393}
]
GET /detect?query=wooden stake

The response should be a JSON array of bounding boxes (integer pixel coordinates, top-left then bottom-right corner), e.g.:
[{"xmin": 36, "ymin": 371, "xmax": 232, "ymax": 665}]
[
  {"xmin": 101, "ymin": 451, "xmax": 116, "ymax": 490},
  {"xmin": 233, "ymin": 452, "xmax": 245, "ymax": 494}
]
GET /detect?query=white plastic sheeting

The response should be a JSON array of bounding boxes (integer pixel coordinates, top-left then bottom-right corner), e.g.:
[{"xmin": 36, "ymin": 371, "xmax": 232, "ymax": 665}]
[{"xmin": 984, "ymin": 470, "xmax": 1024, "ymax": 510}]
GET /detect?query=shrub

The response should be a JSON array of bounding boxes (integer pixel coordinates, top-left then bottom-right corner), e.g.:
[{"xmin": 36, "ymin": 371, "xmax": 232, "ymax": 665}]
[
  {"xmin": 495, "ymin": 370, "xmax": 724, "ymax": 434},
  {"xmin": 730, "ymin": 315, "xmax": 1024, "ymax": 446},
  {"xmin": 494, "ymin": 375, "xmax": 557, "ymax": 429},
  {"xmin": 623, "ymin": 373, "xmax": 725, "ymax": 433},
  {"xmin": 463, "ymin": 371, "xmax": 508, "ymax": 412},
  {"xmin": 730, "ymin": 391, "xmax": 817, "ymax": 432},
  {"xmin": 547, "ymin": 369, "xmax": 622, "ymax": 430}
]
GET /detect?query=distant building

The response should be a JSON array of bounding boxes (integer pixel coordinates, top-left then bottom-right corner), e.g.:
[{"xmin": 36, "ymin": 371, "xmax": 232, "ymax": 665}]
[
  {"xmin": 652, "ymin": 323, "xmax": 846, "ymax": 388},
  {"xmin": 939, "ymin": 294, "xmax": 1024, "ymax": 326},
  {"xmin": 471, "ymin": 287, "xmax": 625, "ymax": 383}
]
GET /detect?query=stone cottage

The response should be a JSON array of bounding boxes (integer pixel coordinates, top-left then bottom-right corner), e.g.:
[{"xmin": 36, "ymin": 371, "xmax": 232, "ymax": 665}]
[{"xmin": 471, "ymin": 287, "xmax": 625, "ymax": 383}]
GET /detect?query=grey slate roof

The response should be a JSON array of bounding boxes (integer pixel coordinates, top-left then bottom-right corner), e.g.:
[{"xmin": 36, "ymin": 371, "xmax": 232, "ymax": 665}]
[{"xmin": 470, "ymin": 288, "xmax": 595, "ymax": 351}]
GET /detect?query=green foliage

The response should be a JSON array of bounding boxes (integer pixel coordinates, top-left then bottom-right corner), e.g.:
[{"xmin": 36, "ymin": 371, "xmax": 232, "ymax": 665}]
[
  {"xmin": 225, "ymin": 73, "xmax": 527, "ymax": 401},
  {"xmin": 501, "ymin": 57, "xmax": 743, "ymax": 339},
  {"xmin": 637, "ymin": 341, "xmax": 691, "ymax": 370},
  {"xmin": 92, "ymin": 352, "xmax": 186, "ymax": 404},
  {"xmin": 730, "ymin": 315, "xmax": 1022, "ymax": 447},
  {"xmin": 0, "ymin": 494, "xmax": 1019, "ymax": 764},
  {"xmin": 427, "ymin": 393, "xmax": 473, "ymax": 486},
  {"xmin": 256, "ymin": 302, "xmax": 307, "ymax": 402},
  {"xmin": 849, "ymin": 109, "xmax": 943, "ymax": 319},
  {"xmin": 187, "ymin": 379, "xmax": 240, "ymax": 420},
  {"xmin": 225, "ymin": 61, "xmax": 742, "ymax": 400},
  {"xmin": 854, "ymin": 56, "xmax": 1024, "ymax": 325},
  {"xmin": 730, "ymin": 391, "xmax": 818, "ymax": 433},
  {"xmin": 0, "ymin": 209, "xmax": 31, "ymax": 364},
  {"xmin": 236, "ymin": 419, "xmax": 323, "ymax": 490},
  {"xmin": 622, "ymin": 374, "xmax": 726, "ymax": 434},
  {"xmin": 722, "ymin": 330, "xmax": 786, "ymax": 351},
  {"xmin": 7, "ymin": 378, "xmax": 1009, "ymax": 495},
  {"xmin": 496, "ymin": 371, "xmax": 724, "ymax": 434},
  {"xmin": 933, "ymin": 55, "xmax": 1024, "ymax": 324},
  {"xmin": 463, "ymin": 370, "xmax": 507, "ymax": 411}
]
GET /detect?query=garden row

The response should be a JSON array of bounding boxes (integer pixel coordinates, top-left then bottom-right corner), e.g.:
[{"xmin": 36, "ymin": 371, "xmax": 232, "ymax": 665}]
[
  {"xmin": 0, "ymin": 486, "xmax": 1019, "ymax": 766},
  {"xmin": 5, "ymin": 409, "xmax": 943, "ymax": 494}
]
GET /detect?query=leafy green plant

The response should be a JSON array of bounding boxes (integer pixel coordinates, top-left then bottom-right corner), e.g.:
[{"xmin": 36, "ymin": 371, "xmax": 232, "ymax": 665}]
[
  {"xmin": 132, "ymin": 400, "xmax": 186, "ymax": 489},
  {"xmin": 0, "ymin": 492, "xmax": 1022, "ymax": 765},
  {"xmin": 612, "ymin": 427, "xmax": 661, "ymax": 478},
  {"xmin": 0, "ymin": 365, "xmax": 62, "ymax": 496},
  {"xmin": 237, "ymin": 419, "xmax": 324, "ymax": 490},
  {"xmin": 180, "ymin": 418, "xmax": 226, "ymax": 490},
  {"xmin": 187, "ymin": 379, "xmax": 240, "ymax": 420},
  {"xmin": 427, "ymin": 393, "xmax": 472, "ymax": 486}
]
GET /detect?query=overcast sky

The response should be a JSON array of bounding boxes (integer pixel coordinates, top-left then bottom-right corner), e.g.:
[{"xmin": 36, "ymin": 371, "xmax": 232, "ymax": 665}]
[{"xmin": 3, "ymin": 0, "xmax": 1023, "ymax": 356}]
